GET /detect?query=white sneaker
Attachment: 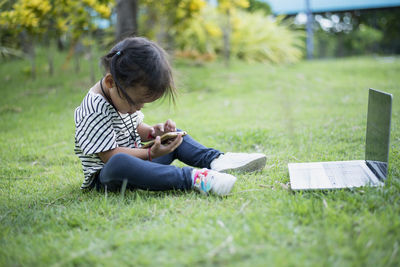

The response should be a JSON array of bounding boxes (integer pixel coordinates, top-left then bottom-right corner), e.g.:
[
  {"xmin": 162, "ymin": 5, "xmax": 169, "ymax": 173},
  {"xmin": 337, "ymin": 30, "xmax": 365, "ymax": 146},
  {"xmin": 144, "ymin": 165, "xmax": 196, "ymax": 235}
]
[
  {"xmin": 192, "ymin": 169, "xmax": 237, "ymax": 196},
  {"xmin": 210, "ymin": 152, "xmax": 266, "ymax": 173}
]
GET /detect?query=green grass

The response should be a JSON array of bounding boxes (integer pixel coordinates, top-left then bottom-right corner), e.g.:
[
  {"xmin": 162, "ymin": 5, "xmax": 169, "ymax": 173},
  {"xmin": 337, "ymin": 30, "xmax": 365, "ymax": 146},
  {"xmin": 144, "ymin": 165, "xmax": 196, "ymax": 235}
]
[{"xmin": 0, "ymin": 50, "xmax": 399, "ymax": 266}]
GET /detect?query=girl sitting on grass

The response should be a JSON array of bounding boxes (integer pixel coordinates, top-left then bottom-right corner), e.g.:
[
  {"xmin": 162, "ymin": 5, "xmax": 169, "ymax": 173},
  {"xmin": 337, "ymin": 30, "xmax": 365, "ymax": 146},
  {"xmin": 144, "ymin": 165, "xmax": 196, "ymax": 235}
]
[{"xmin": 74, "ymin": 37, "xmax": 266, "ymax": 196}]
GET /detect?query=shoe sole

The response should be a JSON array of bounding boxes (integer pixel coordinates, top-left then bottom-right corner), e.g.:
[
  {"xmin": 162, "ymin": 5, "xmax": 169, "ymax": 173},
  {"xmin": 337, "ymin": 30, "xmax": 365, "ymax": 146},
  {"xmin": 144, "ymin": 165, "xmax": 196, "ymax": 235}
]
[{"xmin": 218, "ymin": 156, "xmax": 267, "ymax": 173}]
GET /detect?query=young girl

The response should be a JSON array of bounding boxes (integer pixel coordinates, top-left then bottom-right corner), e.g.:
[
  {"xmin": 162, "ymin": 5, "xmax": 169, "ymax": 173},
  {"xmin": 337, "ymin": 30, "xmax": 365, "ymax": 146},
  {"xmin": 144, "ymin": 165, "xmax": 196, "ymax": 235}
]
[{"xmin": 74, "ymin": 37, "xmax": 266, "ymax": 196}]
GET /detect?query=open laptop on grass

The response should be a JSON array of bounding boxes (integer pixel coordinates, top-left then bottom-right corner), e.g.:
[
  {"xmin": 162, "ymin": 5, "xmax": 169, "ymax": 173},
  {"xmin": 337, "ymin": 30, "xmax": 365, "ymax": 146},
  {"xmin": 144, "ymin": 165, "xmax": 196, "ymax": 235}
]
[{"xmin": 288, "ymin": 88, "xmax": 393, "ymax": 190}]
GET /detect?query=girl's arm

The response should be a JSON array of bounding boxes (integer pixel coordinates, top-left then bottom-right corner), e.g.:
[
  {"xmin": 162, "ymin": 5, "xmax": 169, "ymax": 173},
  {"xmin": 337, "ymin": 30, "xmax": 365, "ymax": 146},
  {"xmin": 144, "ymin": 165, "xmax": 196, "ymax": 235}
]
[
  {"xmin": 97, "ymin": 134, "xmax": 183, "ymax": 163},
  {"xmin": 98, "ymin": 147, "xmax": 149, "ymax": 162},
  {"xmin": 137, "ymin": 122, "xmax": 156, "ymax": 141}
]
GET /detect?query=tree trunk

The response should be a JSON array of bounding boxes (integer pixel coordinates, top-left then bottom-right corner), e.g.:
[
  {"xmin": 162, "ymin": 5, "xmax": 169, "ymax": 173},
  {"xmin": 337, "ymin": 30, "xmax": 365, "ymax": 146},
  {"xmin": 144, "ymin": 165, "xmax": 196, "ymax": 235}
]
[
  {"xmin": 57, "ymin": 37, "xmax": 65, "ymax": 51},
  {"xmin": 74, "ymin": 41, "xmax": 84, "ymax": 73},
  {"xmin": 222, "ymin": 9, "xmax": 231, "ymax": 67},
  {"xmin": 74, "ymin": 53, "xmax": 80, "ymax": 73},
  {"xmin": 29, "ymin": 41, "xmax": 36, "ymax": 80},
  {"xmin": 88, "ymin": 41, "xmax": 95, "ymax": 84},
  {"xmin": 116, "ymin": 0, "xmax": 138, "ymax": 42},
  {"xmin": 62, "ymin": 39, "xmax": 76, "ymax": 71},
  {"xmin": 45, "ymin": 34, "xmax": 54, "ymax": 76},
  {"xmin": 142, "ymin": 5, "xmax": 158, "ymax": 37},
  {"xmin": 20, "ymin": 31, "xmax": 36, "ymax": 79}
]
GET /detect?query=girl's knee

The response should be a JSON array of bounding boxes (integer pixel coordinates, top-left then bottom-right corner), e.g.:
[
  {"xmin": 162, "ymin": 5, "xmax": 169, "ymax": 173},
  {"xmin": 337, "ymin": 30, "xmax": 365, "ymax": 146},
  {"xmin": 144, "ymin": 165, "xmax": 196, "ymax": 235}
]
[
  {"xmin": 103, "ymin": 153, "xmax": 140, "ymax": 177},
  {"xmin": 108, "ymin": 153, "xmax": 132, "ymax": 165},
  {"xmin": 110, "ymin": 152, "xmax": 148, "ymax": 168}
]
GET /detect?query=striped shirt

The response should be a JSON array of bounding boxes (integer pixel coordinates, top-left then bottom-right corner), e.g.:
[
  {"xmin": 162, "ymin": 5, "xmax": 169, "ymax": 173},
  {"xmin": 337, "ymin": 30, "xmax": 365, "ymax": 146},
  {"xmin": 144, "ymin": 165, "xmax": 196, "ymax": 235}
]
[{"xmin": 74, "ymin": 92, "xmax": 144, "ymax": 189}]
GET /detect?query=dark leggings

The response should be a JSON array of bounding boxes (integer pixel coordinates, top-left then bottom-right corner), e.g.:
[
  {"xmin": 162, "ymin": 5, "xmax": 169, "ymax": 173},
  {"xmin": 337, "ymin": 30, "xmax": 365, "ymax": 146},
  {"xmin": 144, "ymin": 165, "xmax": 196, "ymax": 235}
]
[{"xmin": 97, "ymin": 133, "xmax": 221, "ymax": 192}]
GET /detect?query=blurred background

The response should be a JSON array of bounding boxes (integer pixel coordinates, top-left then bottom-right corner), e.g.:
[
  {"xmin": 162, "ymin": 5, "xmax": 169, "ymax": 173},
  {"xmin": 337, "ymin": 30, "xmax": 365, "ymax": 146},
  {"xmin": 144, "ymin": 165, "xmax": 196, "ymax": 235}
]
[{"xmin": 0, "ymin": 0, "xmax": 399, "ymax": 79}]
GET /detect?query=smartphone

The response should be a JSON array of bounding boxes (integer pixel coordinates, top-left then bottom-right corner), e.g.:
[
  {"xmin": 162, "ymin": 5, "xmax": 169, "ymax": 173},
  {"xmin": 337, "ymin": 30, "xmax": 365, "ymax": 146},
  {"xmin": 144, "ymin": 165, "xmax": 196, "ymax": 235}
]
[{"xmin": 141, "ymin": 131, "xmax": 187, "ymax": 148}]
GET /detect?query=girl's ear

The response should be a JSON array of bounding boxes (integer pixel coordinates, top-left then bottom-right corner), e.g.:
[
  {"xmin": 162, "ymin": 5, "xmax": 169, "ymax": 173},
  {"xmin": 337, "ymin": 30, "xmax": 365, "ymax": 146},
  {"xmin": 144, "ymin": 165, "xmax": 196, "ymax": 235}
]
[{"xmin": 104, "ymin": 73, "xmax": 115, "ymax": 88}]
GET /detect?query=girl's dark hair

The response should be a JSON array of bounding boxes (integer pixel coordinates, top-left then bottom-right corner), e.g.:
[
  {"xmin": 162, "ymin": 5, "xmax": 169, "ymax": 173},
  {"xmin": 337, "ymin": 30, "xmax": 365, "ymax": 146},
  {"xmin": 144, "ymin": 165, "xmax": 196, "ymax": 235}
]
[{"xmin": 101, "ymin": 37, "xmax": 176, "ymax": 103}]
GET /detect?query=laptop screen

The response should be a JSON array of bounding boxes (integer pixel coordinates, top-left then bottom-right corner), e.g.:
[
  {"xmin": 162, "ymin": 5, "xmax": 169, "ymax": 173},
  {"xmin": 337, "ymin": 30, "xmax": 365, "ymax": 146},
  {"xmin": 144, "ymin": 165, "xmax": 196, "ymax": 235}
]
[{"xmin": 365, "ymin": 88, "xmax": 392, "ymax": 180}]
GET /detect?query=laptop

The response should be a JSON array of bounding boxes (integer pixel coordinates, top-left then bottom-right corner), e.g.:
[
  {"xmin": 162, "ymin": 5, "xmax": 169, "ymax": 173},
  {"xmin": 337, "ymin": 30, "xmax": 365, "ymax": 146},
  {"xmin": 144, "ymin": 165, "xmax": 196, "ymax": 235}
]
[{"xmin": 288, "ymin": 88, "xmax": 393, "ymax": 190}]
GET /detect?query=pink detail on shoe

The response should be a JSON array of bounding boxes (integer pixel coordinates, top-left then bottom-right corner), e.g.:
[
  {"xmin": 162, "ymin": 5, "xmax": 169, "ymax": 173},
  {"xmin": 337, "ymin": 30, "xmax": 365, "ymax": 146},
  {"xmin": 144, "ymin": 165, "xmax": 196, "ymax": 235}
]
[{"xmin": 193, "ymin": 169, "xmax": 209, "ymax": 185}]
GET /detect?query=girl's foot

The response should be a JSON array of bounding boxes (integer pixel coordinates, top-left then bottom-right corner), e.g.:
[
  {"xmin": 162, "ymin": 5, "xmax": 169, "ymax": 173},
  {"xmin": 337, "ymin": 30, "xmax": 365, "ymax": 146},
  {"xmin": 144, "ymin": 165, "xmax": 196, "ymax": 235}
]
[
  {"xmin": 192, "ymin": 169, "xmax": 237, "ymax": 196},
  {"xmin": 210, "ymin": 152, "xmax": 266, "ymax": 173}
]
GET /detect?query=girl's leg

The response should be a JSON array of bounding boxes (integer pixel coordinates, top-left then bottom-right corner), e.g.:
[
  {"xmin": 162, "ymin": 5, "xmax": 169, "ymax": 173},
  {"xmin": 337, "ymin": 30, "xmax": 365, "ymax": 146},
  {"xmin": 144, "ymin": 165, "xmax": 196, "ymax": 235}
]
[
  {"xmin": 97, "ymin": 153, "xmax": 193, "ymax": 191},
  {"xmin": 153, "ymin": 132, "xmax": 222, "ymax": 169},
  {"xmin": 151, "ymin": 132, "xmax": 266, "ymax": 173}
]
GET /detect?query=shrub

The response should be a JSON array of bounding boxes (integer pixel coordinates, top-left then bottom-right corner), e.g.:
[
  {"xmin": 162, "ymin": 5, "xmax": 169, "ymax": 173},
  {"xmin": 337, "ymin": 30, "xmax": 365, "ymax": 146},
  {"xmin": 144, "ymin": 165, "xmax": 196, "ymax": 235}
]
[
  {"xmin": 231, "ymin": 11, "xmax": 304, "ymax": 63},
  {"xmin": 174, "ymin": 7, "xmax": 305, "ymax": 63}
]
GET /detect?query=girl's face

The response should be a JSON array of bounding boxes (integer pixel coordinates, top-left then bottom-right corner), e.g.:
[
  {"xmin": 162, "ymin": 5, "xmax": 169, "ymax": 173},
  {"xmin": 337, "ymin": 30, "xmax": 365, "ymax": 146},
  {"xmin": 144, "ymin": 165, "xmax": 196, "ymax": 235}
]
[{"xmin": 109, "ymin": 85, "xmax": 159, "ymax": 114}]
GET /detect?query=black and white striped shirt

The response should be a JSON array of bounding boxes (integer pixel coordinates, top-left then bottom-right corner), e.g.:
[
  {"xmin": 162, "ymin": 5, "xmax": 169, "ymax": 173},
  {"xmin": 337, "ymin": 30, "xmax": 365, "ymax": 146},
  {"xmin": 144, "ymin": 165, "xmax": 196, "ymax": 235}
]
[{"xmin": 74, "ymin": 92, "xmax": 144, "ymax": 189}]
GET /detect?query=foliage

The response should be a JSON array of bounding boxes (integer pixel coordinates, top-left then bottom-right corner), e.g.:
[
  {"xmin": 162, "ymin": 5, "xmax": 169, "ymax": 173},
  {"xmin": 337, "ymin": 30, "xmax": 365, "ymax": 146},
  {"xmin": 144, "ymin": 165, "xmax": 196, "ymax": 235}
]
[
  {"xmin": 0, "ymin": 0, "xmax": 113, "ymax": 75},
  {"xmin": 231, "ymin": 12, "xmax": 304, "ymax": 63},
  {"xmin": 246, "ymin": 0, "xmax": 271, "ymax": 15},
  {"xmin": 173, "ymin": 6, "xmax": 222, "ymax": 56},
  {"xmin": 349, "ymin": 24, "xmax": 383, "ymax": 54},
  {"xmin": 139, "ymin": 0, "xmax": 206, "ymax": 44},
  {"xmin": 354, "ymin": 8, "xmax": 400, "ymax": 54},
  {"xmin": 0, "ymin": 0, "xmax": 302, "ymax": 66},
  {"xmin": 0, "ymin": 0, "xmax": 113, "ymax": 43},
  {"xmin": 310, "ymin": 9, "xmax": 400, "ymax": 58},
  {"xmin": 313, "ymin": 24, "xmax": 383, "ymax": 58},
  {"xmin": 175, "ymin": 8, "xmax": 304, "ymax": 63},
  {"xmin": 0, "ymin": 0, "xmax": 51, "ymax": 35},
  {"xmin": 312, "ymin": 29, "xmax": 337, "ymax": 58},
  {"xmin": 217, "ymin": 0, "xmax": 249, "ymax": 13},
  {"xmin": 63, "ymin": 0, "xmax": 113, "ymax": 40}
]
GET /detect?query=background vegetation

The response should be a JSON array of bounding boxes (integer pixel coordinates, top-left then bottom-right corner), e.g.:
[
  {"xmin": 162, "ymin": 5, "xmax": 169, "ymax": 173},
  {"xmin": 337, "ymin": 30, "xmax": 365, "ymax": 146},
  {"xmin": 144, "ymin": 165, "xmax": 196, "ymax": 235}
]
[
  {"xmin": 2, "ymin": 0, "xmax": 398, "ymax": 76},
  {"xmin": 0, "ymin": 0, "xmax": 304, "ymax": 79},
  {"xmin": 305, "ymin": 8, "xmax": 400, "ymax": 58}
]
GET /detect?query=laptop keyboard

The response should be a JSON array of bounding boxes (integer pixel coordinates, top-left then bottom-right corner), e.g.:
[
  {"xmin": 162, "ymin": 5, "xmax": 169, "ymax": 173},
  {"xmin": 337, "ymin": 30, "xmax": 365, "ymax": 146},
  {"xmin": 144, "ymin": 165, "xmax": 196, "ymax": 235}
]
[{"xmin": 322, "ymin": 162, "xmax": 374, "ymax": 187}]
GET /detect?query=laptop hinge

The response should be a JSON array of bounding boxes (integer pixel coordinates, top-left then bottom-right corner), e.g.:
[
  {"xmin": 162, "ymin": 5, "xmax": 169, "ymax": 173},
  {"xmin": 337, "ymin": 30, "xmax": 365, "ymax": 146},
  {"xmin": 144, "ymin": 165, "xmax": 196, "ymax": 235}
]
[{"xmin": 365, "ymin": 160, "xmax": 387, "ymax": 181}]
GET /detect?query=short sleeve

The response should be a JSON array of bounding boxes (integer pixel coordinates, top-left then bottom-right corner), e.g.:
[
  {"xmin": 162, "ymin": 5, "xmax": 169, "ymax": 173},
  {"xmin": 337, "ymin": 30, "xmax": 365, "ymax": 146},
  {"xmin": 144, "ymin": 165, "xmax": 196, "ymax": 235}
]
[
  {"xmin": 75, "ymin": 112, "xmax": 117, "ymax": 155},
  {"xmin": 136, "ymin": 111, "xmax": 144, "ymax": 125}
]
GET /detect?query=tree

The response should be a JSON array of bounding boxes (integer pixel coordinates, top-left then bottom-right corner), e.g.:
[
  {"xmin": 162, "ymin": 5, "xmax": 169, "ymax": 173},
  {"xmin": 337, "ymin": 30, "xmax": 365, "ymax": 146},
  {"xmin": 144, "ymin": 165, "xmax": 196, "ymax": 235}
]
[
  {"xmin": 62, "ymin": 0, "xmax": 112, "ymax": 81},
  {"xmin": 354, "ymin": 8, "xmax": 400, "ymax": 54},
  {"xmin": 174, "ymin": 5, "xmax": 304, "ymax": 63},
  {"xmin": 139, "ymin": 0, "xmax": 206, "ymax": 51},
  {"xmin": 311, "ymin": 10, "xmax": 389, "ymax": 57},
  {"xmin": 0, "ymin": 0, "xmax": 113, "ymax": 78},
  {"xmin": 246, "ymin": 0, "xmax": 271, "ymax": 15},
  {"xmin": 0, "ymin": 0, "xmax": 52, "ymax": 78},
  {"xmin": 217, "ymin": 0, "xmax": 249, "ymax": 66},
  {"xmin": 116, "ymin": 0, "xmax": 138, "ymax": 41}
]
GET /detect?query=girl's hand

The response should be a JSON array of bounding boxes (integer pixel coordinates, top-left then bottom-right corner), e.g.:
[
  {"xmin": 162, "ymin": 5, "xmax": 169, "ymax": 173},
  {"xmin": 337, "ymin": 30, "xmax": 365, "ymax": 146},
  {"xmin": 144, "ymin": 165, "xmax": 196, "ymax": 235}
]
[
  {"xmin": 150, "ymin": 134, "xmax": 183, "ymax": 158},
  {"xmin": 151, "ymin": 119, "xmax": 177, "ymax": 137},
  {"xmin": 164, "ymin": 119, "xmax": 176, "ymax": 133}
]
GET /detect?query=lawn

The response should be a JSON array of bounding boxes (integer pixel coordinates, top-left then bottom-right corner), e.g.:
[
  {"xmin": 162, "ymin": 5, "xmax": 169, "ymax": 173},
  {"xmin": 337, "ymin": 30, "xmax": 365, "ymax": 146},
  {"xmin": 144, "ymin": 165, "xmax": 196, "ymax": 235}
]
[{"xmin": 0, "ymin": 50, "xmax": 399, "ymax": 266}]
